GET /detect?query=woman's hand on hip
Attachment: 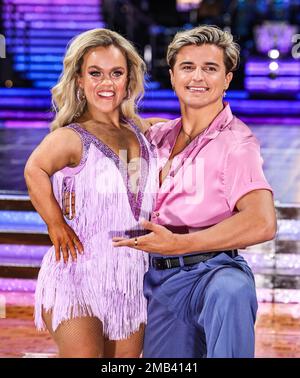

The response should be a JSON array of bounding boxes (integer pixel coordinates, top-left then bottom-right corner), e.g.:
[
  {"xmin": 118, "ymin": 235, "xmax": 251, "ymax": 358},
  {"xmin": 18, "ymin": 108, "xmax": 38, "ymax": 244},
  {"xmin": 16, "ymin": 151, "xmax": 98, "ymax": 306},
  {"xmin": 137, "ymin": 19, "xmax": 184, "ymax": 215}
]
[{"xmin": 47, "ymin": 222, "xmax": 84, "ymax": 263}]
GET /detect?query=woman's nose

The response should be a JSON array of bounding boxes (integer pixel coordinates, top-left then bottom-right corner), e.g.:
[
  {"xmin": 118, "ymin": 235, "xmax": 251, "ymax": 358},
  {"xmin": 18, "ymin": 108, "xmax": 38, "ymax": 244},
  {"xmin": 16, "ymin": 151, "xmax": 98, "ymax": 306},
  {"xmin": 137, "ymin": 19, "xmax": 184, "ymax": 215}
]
[{"xmin": 101, "ymin": 75, "xmax": 113, "ymax": 84}]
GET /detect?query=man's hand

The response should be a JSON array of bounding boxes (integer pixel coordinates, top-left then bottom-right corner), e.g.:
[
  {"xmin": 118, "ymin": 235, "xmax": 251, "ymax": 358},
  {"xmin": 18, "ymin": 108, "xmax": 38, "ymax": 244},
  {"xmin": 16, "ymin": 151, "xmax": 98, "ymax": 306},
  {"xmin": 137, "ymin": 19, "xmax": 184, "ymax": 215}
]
[
  {"xmin": 48, "ymin": 222, "xmax": 84, "ymax": 263},
  {"xmin": 112, "ymin": 219, "xmax": 180, "ymax": 255}
]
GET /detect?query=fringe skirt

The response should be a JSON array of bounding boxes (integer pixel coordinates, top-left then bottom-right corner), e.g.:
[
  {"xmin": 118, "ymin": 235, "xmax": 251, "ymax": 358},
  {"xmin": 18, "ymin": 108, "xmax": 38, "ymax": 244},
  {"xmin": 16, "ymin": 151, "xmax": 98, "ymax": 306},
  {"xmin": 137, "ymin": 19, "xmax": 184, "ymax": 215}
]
[{"xmin": 34, "ymin": 233, "xmax": 149, "ymax": 340}]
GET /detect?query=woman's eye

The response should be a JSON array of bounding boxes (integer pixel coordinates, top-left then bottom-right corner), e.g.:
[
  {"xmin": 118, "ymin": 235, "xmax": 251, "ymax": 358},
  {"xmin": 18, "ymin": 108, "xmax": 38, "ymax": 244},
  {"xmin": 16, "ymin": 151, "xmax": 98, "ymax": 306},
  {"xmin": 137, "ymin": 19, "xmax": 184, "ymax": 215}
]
[
  {"xmin": 112, "ymin": 70, "xmax": 123, "ymax": 77},
  {"xmin": 89, "ymin": 71, "xmax": 100, "ymax": 77}
]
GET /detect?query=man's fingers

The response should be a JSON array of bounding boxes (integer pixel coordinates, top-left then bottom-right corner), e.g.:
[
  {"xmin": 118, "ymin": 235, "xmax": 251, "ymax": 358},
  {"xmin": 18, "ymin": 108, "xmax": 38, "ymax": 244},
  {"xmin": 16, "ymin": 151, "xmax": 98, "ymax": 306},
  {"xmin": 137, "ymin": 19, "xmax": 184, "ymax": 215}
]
[
  {"xmin": 112, "ymin": 239, "xmax": 132, "ymax": 247},
  {"xmin": 112, "ymin": 236, "xmax": 148, "ymax": 249},
  {"xmin": 140, "ymin": 219, "xmax": 159, "ymax": 232},
  {"xmin": 112, "ymin": 237, "xmax": 126, "ymax": 242}
]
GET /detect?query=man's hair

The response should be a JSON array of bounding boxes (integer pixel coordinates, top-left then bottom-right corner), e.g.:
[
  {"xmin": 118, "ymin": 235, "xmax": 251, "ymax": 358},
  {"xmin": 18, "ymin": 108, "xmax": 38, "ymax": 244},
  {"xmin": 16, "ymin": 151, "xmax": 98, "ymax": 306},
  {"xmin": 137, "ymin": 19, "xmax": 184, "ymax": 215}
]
[{"xmin": 167, "ymin": 25, "xmax": 240, "ymax": 73}]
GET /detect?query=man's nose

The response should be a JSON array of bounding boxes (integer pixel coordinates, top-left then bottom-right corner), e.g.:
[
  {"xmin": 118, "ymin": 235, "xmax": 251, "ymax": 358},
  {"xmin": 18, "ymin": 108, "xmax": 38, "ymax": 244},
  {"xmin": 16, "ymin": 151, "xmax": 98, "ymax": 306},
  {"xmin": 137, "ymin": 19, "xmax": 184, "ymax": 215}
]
[{"xmin": 192, "ymin": 67, "xmax": 204, "ymax": 81}]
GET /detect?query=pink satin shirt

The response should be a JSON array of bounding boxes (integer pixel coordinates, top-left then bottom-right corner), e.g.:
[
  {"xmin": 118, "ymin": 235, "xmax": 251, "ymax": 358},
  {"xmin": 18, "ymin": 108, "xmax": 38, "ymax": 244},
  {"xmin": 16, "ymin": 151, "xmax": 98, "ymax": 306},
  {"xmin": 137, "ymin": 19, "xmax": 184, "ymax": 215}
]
[{"xmin": 146, "ymin": 103, "xmax": 273, "ymax": 228}]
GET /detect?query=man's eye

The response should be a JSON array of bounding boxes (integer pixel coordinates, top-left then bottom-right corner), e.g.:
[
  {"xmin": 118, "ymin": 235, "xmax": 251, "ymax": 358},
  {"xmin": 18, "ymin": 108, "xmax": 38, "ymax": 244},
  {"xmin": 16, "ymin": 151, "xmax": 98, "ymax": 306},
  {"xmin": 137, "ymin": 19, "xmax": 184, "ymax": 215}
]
[
  {"xmin": 182, "ymin": 66, "xmax": 193, "ymax": 71},
  {"xmin": 205, "ymin": 66, "xmax": 217, "ymax": 72}
]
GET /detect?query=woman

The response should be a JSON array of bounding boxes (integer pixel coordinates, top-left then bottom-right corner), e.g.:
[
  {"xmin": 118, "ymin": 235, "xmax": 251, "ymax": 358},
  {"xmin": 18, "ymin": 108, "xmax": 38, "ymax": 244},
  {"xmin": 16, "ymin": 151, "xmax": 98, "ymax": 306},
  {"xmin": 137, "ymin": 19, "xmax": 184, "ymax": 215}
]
[{"xmin": 24, "ymin": 28, "xmax": 159, "ymax": 358}]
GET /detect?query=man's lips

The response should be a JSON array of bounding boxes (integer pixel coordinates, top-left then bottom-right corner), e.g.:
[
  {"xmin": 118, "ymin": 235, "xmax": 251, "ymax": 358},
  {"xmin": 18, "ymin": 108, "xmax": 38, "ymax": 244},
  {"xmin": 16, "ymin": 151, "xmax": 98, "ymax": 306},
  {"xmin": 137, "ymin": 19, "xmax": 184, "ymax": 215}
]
[{"xmin": 186, "ymin": 86, "xmax": 209, "ymax": 92}]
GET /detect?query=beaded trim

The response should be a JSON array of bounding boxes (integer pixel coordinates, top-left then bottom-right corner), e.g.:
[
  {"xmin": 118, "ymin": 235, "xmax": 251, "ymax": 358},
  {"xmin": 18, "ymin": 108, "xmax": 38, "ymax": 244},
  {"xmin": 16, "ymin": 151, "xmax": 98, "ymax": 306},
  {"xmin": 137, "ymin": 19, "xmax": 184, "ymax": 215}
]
[{"xmin": 67, "ymin": 122, "xmax": 149, "ymax": 221}]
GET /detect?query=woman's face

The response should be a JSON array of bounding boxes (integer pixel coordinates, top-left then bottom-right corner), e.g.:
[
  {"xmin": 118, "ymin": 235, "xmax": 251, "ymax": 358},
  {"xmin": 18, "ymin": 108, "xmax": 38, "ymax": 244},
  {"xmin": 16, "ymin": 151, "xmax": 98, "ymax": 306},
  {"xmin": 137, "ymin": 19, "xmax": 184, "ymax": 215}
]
[
  {"xmin": 170, "ymin": 44, "xmax": 233, "ymax": 110},
  {"xmin": 78, "ymin": 45, "xmax": 128, "ymax": 116}
]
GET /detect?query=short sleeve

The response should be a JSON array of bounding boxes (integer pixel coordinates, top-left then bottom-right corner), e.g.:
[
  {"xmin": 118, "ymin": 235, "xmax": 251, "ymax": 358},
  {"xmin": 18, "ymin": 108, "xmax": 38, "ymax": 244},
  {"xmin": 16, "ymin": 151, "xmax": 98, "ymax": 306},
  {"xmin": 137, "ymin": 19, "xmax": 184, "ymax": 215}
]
[{"xmin": 224, "ymin": 142, "xmax": 273, "ymax": 211}]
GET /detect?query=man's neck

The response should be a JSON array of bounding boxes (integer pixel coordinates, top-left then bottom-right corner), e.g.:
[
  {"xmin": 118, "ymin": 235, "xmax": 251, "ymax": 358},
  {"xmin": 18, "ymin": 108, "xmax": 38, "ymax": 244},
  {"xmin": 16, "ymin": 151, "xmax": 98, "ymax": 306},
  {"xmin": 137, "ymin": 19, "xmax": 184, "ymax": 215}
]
[{"xmin": 180, "ymin": 101, "xmax": 225, "ymax": 136}]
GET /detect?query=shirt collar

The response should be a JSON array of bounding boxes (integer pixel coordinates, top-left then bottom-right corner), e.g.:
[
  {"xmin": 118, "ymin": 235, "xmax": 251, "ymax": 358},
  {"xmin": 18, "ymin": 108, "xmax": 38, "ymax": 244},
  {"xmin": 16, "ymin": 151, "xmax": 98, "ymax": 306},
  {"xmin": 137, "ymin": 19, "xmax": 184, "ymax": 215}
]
[
  {"xmin": 162, "ymin": 102, "xmax": 233, "ymax": 150},
  {"xmin": 204, "ymin": 102, "xmax": 233, "ymax": 140}
]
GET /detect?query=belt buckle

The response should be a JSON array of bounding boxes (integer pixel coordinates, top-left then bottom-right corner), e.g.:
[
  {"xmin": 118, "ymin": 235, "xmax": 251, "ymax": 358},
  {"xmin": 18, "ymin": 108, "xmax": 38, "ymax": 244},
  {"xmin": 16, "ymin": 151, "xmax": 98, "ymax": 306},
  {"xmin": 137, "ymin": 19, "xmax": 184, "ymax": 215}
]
[{"xmin": 166, "ymin": 259, "xmax": 172, "ymax": 269}]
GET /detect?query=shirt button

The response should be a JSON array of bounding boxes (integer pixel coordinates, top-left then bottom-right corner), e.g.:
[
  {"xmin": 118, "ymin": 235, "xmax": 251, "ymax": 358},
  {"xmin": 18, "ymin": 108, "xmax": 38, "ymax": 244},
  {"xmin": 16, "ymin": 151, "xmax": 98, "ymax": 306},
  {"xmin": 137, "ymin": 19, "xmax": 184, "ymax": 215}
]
[{"xmin": 156, "ymin": 212, "xmax": 160, "ymax": 217}]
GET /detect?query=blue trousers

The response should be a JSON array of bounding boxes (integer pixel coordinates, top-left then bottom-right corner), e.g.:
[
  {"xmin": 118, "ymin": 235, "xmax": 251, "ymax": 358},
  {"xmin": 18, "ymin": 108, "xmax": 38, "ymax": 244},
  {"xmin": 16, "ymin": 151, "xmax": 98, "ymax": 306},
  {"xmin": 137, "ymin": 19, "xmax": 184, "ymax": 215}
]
[{"xmin": 143, "ymin": 253, "xmax": 258, "ymax": 358}]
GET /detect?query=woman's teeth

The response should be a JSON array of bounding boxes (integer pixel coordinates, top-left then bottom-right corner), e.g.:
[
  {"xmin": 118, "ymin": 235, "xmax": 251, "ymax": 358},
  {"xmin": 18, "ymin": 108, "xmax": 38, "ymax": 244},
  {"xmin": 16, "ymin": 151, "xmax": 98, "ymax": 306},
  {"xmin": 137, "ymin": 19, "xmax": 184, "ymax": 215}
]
[{"xmin": 97, "ymin": 91, "xmax": 114, "ymax": 97}]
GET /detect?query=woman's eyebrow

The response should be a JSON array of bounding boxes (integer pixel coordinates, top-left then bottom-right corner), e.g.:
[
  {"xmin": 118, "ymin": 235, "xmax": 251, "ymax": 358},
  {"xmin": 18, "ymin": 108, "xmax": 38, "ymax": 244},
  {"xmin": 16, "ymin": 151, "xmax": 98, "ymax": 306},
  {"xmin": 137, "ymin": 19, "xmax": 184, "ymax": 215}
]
[{"xmin": 87, "ymin": 65, "xmax": 125, "ymax": 70}]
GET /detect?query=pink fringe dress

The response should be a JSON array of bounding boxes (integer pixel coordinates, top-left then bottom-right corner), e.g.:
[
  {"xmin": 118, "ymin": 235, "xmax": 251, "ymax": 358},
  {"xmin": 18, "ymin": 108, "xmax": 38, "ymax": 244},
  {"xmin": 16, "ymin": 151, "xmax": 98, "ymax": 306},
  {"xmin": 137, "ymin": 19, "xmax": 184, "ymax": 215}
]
[{"xmin": 34, "ymin": 122, "xmax": 157, "ymax": 340}]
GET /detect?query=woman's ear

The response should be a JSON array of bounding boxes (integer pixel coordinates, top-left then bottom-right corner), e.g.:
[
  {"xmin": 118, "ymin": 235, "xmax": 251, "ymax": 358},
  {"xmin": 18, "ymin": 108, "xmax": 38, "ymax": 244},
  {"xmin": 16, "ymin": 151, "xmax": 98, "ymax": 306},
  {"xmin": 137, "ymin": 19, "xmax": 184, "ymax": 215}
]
[{"xmin": 76, "ymin": 73, "xmax": 83, "ymax": 90}]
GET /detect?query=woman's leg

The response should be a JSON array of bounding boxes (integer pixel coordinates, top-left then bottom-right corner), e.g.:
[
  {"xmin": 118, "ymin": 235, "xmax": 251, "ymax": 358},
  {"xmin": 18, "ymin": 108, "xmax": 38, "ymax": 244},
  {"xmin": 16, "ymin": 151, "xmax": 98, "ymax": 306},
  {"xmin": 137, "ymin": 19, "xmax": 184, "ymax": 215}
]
[
  {"xmin": 103, "ymin": 323, "xmax": 145, "ymax": 358},
  {"xmin": 43, "ymin": 310, "xmax": 105, "ymax": 358}
]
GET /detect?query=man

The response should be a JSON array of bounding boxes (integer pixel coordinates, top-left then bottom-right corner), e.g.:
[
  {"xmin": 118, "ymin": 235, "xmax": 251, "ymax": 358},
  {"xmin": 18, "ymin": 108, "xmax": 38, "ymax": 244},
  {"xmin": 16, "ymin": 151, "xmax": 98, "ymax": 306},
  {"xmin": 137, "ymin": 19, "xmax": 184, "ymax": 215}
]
[{"xmin": 113, "ymin": 25, "xmax": 276, "ymax": 358}]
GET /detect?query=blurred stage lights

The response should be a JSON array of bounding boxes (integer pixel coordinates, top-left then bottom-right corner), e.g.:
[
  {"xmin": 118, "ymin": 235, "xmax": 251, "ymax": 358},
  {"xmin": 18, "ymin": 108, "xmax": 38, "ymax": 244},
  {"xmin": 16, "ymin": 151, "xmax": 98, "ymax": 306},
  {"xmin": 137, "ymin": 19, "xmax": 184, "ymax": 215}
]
[
  {"xmin": 268, "ymin": 49, "xmax": 280, "ymax": 59},
  {"xmin": 269, "ymin": 61, "xmax": 279, "ymax": 72},
  {"xmin": 4, "ymin": 80, "xmax": 13, "ymax": 88}
]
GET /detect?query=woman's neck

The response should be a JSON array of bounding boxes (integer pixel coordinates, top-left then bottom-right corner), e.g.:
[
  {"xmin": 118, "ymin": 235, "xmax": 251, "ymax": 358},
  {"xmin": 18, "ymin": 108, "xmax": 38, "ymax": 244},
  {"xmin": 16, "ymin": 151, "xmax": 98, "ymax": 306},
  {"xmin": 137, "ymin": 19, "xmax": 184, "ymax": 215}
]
[{"xmin": 79, "ymin": 107, "xmax": 121, "ymax": 129}]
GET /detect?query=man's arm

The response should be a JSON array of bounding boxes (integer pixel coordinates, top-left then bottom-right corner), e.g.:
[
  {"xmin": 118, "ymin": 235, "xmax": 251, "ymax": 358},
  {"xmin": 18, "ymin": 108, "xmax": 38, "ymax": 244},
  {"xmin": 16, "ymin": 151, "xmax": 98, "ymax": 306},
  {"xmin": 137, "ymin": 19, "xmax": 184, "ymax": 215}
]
[
  {"xmin": 112, "ymin": 189, "xmax": 277, "ymax": 255},
  {"xmin": 176, "ymin": 189, "xmax": 276, "ymax": 254}
]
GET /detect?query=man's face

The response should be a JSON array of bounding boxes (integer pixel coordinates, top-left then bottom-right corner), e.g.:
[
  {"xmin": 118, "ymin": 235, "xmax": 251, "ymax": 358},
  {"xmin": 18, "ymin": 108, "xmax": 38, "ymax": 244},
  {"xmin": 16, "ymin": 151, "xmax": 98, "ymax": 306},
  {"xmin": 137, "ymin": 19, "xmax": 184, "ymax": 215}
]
[{"xmin": 170, "ymin": 44, "xmax": 233, "ymax": 109}]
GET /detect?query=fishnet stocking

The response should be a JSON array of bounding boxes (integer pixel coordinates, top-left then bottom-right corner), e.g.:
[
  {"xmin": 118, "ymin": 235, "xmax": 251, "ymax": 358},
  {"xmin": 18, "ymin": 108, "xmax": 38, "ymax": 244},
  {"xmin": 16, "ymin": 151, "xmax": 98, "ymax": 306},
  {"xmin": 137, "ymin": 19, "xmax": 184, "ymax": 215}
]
[
  {"xmin": 42, "ymin": 310, "xmax": 104, "ymax": 358},
  {"xmin": 104, "ymin": 323, "xmax": 145, "ymax": 358}
]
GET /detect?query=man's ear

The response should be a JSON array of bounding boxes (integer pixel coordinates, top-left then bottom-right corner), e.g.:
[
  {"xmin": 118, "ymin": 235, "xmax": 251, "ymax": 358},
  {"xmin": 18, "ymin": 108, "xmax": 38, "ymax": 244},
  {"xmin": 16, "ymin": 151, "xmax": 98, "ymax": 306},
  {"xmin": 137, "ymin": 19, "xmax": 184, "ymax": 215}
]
[
  {"xmin": 169, "ymin": 68, "xmax": 175, "ymax": 89},
  {"xmin": 225, "ymin": 72, "xmax": 233, "ymax": 90}
]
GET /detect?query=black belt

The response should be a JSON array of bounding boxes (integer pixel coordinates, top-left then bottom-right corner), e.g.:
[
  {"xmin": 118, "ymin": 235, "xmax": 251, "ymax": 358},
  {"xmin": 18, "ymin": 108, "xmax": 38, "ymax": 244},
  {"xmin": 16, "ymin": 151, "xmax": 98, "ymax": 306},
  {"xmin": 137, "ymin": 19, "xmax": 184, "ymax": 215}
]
[{"xmin": 150, "ymin": 250, "xmax": 238, "ymax": 270}]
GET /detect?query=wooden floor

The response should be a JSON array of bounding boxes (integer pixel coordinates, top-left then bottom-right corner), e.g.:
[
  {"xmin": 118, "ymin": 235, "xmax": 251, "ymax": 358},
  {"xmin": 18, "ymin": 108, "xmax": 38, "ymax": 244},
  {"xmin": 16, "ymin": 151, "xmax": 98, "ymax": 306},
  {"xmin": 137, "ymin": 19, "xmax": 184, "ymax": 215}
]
[{"xmin": 1, "ymin": 292, "xmax": 300, "ymax": 358}]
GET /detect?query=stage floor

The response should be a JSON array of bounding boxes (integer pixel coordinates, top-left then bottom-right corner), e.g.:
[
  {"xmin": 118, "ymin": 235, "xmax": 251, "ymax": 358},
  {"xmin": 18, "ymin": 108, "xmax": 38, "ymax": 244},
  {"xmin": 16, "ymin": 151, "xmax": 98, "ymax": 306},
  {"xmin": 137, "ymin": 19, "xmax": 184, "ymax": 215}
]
[{"xmin": 1, "ymin": 293, "xmax": 300, "ymax": 358}]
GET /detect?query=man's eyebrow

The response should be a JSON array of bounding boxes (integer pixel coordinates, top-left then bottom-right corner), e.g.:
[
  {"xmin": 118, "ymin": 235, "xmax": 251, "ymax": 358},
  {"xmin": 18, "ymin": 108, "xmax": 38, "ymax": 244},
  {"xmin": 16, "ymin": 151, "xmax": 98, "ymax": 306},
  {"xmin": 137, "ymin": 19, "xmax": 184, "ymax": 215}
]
[
  {"xmin": 178, "ymin": 61, "xmax": 220, "ymax": 67},
  {"xmin": 179, "ymin": 61, "xmax": 194, "ymax": 66},
  {"xmin": 203, "ymin": 62, "xmax": 220, "ymax": 67}
]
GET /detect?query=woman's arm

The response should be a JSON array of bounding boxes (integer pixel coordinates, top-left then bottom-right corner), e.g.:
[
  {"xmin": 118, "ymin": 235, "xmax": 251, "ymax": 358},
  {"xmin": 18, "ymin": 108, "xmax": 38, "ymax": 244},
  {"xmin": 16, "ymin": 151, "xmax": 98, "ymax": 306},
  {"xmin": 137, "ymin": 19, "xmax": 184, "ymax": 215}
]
[{"xmin": 24, "ymin": 127, "xmax": 84, "ymax": 262}]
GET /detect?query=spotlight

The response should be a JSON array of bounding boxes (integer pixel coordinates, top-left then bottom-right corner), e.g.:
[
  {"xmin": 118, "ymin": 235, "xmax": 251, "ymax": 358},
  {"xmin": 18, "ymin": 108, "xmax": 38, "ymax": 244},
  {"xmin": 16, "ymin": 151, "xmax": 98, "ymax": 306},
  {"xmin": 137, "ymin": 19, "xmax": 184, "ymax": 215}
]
[
  {"xmin": 268, "ymin": 49, "xmax": 280, "ymax": 59},
  {"xmin": 269, "ymin": 62, "xmax": 279, "ymax": 72}
]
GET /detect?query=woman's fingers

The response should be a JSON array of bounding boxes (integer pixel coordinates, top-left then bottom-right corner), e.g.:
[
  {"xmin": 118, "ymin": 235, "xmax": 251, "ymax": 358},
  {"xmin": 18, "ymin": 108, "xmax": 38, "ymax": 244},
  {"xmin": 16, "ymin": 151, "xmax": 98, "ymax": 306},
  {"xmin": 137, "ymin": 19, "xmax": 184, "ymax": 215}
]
[
  {"xmin": 60, "ymin": 243, "xmax": 69, "ymax": 263},
  {"xmin": 54, "ymin": 242, "xmax": 60, "ymax": 262}
]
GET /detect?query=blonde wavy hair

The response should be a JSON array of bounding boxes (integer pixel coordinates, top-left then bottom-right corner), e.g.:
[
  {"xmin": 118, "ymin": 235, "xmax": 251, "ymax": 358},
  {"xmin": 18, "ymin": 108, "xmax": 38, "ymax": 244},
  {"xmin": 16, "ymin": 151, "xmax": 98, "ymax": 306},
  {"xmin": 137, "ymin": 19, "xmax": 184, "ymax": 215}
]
[
  {"xmin": 167, "ymin": 25, "xmax": 240, "ymax": 73},
  {"xmin": 51, "ymin": 28, "xmax": 146, "ymax": 130}
]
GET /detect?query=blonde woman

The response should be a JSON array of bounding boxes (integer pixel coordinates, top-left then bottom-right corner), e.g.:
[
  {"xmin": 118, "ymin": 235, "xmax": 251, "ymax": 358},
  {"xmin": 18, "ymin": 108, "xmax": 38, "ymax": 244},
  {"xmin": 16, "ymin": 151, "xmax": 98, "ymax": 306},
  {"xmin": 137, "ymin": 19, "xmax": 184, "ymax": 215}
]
[{"xmin": 24, "ymin": 29, "xmax": 160, "ymax": 358}]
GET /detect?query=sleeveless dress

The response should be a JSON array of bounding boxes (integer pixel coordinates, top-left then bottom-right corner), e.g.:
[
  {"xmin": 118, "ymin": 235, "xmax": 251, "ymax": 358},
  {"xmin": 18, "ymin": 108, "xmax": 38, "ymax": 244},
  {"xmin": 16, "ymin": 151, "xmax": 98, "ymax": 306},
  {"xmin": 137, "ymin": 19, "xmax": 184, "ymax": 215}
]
[{"xmin": 34, "ymin": 122, "xmax": 158, "ymax": 340}]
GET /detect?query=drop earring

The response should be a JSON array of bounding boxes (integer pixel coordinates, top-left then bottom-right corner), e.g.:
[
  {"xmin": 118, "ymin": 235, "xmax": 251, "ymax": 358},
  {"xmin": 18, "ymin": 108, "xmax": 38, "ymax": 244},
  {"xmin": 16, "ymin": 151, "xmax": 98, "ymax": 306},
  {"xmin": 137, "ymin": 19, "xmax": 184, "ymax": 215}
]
[{"xmin": 76, "ymin": 88, "xmax": 85, "ymax": 103}]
